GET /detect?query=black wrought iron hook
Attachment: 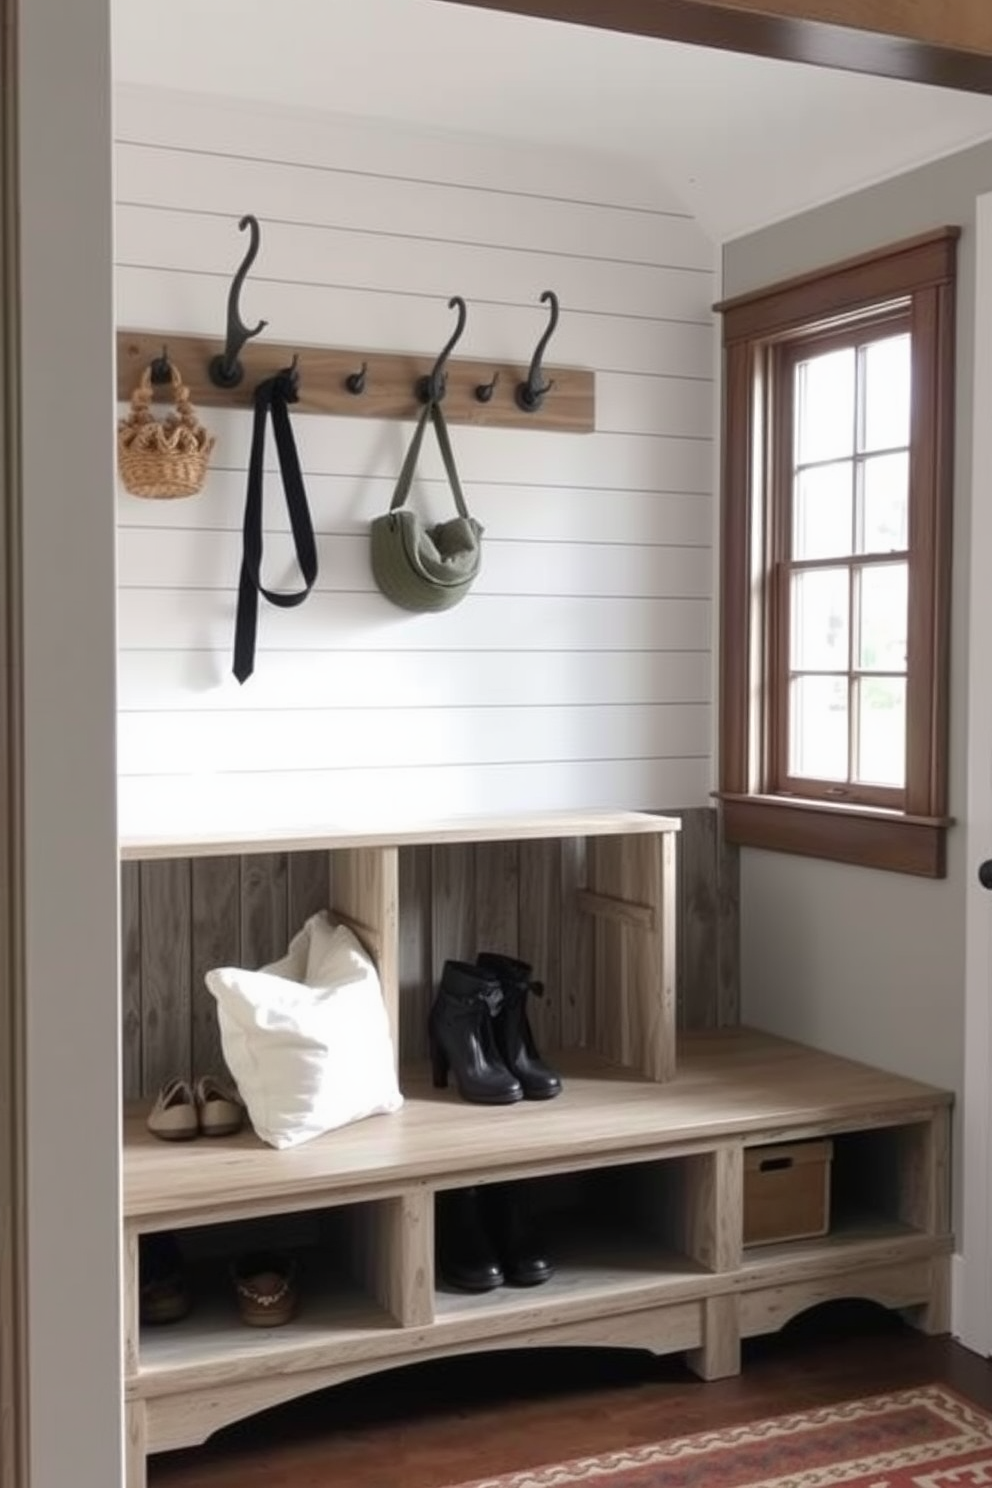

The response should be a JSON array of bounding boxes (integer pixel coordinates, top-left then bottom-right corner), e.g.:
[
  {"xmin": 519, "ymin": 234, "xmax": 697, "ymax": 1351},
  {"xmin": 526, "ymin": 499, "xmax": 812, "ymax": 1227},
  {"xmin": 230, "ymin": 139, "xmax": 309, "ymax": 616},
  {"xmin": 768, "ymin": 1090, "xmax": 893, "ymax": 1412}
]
[
  {"xmin": 516, "ymin": 290, "xmax": 560, "ymax": 413},
  {"xmin": 209, "ymin": 214, "xmax": 268, "ymax": 390},
  {"xmin": 417, "ymin": 296, "xmax": 468, "ymax": 404}
]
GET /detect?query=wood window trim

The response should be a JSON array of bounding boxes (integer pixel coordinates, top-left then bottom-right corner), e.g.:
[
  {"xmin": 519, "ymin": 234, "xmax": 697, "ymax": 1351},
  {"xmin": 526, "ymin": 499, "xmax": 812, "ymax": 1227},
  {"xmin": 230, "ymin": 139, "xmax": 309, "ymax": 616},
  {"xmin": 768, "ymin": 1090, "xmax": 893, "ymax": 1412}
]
[{"xmin": 717, "ymin": 228, "xmax": 958, "ymax": 878}]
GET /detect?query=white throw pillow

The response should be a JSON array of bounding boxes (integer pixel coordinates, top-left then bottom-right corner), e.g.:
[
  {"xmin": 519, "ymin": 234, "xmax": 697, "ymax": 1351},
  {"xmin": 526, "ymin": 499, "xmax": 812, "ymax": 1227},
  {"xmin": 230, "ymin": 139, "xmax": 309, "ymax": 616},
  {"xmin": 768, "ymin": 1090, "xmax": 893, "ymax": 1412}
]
[{"xmin": 205, "ymin": 911, "xmax": 403, "ymax": 1149}]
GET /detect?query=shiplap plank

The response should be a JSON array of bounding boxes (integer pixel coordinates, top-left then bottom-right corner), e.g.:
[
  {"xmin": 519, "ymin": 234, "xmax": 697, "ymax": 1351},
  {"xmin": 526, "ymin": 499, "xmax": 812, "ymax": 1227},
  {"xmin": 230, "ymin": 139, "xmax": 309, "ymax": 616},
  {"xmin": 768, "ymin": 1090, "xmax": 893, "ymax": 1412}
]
[
  {"xmin": 114, "ymin": 96, "xmax": 697, "ymax": 223},
  {"xmin": 431, "ymin": 843, "xmax": 477, "ymax": 983},
  {"xmin": 519, "ymin": 840, "xmax": 562, "ymax": 1058},
  {"xmin": 115, "ymin": 530, "xmax": 712, "ymax": 601},
  {"xmin": 120, "ymin": 861, "xmax": 143, "ymax": 1102},
  {"xmin": 117, "ymin": 704, "xmax": 711, "ymax": 778},
  {"xmin": 398, "ymin": 846, "xmax": 433, "ymax": 1065},
  {"xmin": 190, "ymin": 856, "xmax": 240, "ymax": 1082},
  {"xmin": 116, "ymin": 650, "xmax": 711, "ymax": 714},
  {"xmin": 118, "ymin": 757, "xmax": 712, "ymax": 842},
  {"xmin": 116, "ymin": 269, "xmax": 714, "ymax": 383},
  {"xmin": 474, "ymin": 841, "xmax": 520, "ymax": 958},
  {"xmin": 240, "ymin": 854, "xmax": 289, "ymax": 967},
  {"xmin": 140, "ymin": 858, "xmax": 192, "ymax": 1092},
  {"xmin": 117, "ymin": 476, "xmax": 713, "ymax": 546},
  {"xmin": 116, "ymin": 203, "xmax": 713, "ymax": 324},
  {"xmin": 117, "ymin": 592, "xmax": 711, "ymax": 655},
  {"xmin": 288, "ymin": 850, "xmax": 330, "ymax": 933},
  {"xmin": 113, "ymin": 122, "xmax": 712, "ymax": 259}
]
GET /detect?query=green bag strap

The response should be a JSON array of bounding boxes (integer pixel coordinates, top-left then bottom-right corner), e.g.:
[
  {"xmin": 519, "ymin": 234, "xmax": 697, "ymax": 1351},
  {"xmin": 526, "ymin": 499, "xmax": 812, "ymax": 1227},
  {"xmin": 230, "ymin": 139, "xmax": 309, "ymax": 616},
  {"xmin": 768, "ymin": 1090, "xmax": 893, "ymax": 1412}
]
[{"xmin": 388, "ymin": 399, "xmax": 471, "ymax": 520}]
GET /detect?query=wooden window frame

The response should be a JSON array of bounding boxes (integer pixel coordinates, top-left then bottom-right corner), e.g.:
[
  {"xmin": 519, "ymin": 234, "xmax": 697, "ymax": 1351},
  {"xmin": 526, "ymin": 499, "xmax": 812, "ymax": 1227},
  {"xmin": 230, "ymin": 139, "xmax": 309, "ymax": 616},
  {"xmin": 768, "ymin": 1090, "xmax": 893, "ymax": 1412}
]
[{"xmin": 717, "ymin": 228, "xmax": 958, "ymax": 878}]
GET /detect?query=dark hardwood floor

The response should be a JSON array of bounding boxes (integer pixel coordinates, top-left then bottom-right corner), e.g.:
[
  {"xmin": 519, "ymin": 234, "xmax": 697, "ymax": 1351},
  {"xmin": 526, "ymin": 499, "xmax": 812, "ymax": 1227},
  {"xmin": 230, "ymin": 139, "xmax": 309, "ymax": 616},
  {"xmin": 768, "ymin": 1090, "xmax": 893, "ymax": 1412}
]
[{"xmin": 150, "ymin": 1306, "xmax": 992, "ymax": 1487}]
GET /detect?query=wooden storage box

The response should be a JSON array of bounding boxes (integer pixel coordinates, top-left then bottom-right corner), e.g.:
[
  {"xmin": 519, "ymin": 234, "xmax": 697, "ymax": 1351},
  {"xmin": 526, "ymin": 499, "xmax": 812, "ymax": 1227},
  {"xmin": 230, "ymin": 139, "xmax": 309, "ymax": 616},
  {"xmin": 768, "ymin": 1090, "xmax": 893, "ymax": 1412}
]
[{"xmin": 743, "ymin": 1139, "xmax": 832, "ymax": 1246}]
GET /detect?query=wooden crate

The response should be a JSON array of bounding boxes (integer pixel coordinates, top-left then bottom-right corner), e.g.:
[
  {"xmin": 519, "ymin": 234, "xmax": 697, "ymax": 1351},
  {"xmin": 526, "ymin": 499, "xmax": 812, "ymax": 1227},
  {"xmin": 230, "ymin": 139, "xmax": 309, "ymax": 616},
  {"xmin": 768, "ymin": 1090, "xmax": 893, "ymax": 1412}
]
[{"xmin": 743, "ymin": 1140, "xmax": 832, "ymax": 1246}]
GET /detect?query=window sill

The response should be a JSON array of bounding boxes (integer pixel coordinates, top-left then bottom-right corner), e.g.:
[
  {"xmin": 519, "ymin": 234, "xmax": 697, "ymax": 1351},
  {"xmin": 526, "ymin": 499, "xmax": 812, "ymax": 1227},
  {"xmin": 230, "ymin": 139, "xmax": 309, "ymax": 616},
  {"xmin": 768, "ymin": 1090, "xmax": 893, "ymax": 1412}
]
[{"xmin": 717, "ymin": 793, "xmax": 951, "ymax": 878}]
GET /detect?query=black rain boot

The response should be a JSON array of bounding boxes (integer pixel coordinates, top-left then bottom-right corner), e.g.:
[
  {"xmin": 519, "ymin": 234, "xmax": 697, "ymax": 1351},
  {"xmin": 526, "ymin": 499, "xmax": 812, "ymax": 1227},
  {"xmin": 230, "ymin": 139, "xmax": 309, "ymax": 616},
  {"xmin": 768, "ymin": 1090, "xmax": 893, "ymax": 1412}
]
[
  {"xmin": 436, "ymin": 1186, "xmax": 504, "ymax": 1292},
  {"xmin": 477, "ymin": 952, "xmax": 562, "ymax": 1101},
  {"xmin": 484, "ymin": 1181, "xmax": 554, "ymax": 1287},
  {"xmin": 428, "ymin": 960, "xmax": 523, "ymax": 1105}
]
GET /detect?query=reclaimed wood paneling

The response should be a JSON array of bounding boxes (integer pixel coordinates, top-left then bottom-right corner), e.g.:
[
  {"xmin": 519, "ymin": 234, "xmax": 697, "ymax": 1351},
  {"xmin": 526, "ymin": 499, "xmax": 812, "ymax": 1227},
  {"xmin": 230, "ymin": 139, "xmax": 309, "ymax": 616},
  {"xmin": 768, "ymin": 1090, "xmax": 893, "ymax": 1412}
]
[
  {"xmin": 120, "ymin": 808, "xmax": 739, "ymax": 1098},
  {"xmin": 120, "ymin": 861, "xmax": 143, "ymax": 1102},
  {"xmin": 190, "ymin": 857, "xmax": 240, "ymax": 1083},
  {"xmin": 139, "ymin": 859, "xmax": 191, "ymax": 1094}
]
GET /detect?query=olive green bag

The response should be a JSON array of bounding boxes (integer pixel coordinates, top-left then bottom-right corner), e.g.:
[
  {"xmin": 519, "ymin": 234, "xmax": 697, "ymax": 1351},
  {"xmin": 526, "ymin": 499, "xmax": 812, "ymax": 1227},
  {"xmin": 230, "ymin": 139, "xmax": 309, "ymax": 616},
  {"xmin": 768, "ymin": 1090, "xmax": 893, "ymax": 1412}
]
[{"xmin": 371, "ymin": 399, "xmax": 482, "ymax": 613}]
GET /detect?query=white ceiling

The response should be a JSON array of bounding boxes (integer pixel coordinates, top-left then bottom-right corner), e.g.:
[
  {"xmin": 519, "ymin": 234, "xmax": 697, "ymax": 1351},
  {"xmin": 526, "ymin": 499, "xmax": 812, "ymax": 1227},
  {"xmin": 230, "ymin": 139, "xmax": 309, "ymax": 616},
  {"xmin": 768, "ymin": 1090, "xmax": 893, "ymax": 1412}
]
[{"xmin": 112, "ymin": 0, "xmax": 992, "ymax": 241}]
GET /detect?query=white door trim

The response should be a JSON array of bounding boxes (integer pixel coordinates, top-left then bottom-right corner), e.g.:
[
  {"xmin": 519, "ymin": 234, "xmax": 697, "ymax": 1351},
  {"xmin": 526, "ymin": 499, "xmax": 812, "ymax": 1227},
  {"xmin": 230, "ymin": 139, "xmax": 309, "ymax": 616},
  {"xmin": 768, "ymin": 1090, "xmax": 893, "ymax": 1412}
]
[{"xmin": 956, "ymin": 189, "xmax": 992, "ymax": 1356}]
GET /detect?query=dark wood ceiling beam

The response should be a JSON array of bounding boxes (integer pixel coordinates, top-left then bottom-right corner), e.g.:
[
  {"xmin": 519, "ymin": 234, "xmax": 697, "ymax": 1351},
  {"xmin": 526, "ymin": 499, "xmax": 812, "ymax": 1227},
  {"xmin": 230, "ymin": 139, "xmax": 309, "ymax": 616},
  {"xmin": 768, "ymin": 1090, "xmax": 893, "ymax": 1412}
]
[{"xmin": 440, "ymin": 0, "xmax": 992, "ymax": 93}]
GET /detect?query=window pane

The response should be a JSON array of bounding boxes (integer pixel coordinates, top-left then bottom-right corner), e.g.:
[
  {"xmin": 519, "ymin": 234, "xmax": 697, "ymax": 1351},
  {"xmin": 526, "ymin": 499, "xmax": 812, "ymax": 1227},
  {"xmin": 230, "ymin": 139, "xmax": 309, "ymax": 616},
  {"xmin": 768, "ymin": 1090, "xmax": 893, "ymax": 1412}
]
[
  {"xmin": 858, "ymin": 562, "xmax": 908, "ymax": 672},
  {"xmin": 796, "ymin": 348, "xmax": 855, "ymax": 464},
  {"xmin": 791, "ymin": 568, "xmax": 850, "ymax": 670},
  {"xmin": 793, "ymin": 461, "xmax": 854, "ymax": 560},
  {"xmin": 862, "ymin": 334, "xmax": 911, "ymax": 453},
  {"xmin": 790, "ymin": 675, "xmax": 849, "ymax": 781},
  {"xmin": 861, "ymin": 452, "xmax": 909, "ymax": 554},
  {"xmin": 856, "ymin": 676, "xmax": 906, "ymax": 788}
]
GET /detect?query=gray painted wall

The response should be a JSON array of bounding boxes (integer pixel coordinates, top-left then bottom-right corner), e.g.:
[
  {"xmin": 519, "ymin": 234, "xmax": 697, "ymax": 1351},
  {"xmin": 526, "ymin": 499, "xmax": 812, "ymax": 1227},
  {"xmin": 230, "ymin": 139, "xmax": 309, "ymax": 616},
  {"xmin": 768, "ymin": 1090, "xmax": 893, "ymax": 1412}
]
[{"xmin": 723, "ymin": 140, "xmax": 992, "ymax": 1109}]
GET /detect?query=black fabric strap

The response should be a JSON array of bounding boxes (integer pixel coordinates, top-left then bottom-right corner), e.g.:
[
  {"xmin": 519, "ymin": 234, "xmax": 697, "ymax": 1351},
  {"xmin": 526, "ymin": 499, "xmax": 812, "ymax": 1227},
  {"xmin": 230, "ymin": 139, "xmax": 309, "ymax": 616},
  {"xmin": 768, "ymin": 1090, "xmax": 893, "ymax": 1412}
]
[
  {"xmin": 389, "ymin": 399, "xmax": 470, "ymax": 519},
  {"xmin": 233, "ymin": 367, "xmax": 318, "ymax": 684}
]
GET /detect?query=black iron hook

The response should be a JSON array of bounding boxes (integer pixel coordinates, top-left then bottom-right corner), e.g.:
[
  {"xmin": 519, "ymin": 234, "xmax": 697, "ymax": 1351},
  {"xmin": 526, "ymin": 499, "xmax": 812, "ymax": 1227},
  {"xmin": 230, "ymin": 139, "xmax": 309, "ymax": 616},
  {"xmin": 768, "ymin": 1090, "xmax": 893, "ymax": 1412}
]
[
  {"xmin": 345, "ymin": 361, "xmax": 368, "ymax": 395},
  {"xmin": 149, "ymin": 345, "xmax": 172, "ymax": 385},
  {"xmin": 209, "ymin": 214, "xmax": 268, "ymax": 390},
  {"xmin": 417, "ymin": 296, "xmax": 468, "ymax": 404},
  {"xmin": 475, "ymin": 370, "xmax": 500, "ymax": 403},
  {"xmin": 516, "ymin": 290, "xmax": 560, "ymax": 413}
]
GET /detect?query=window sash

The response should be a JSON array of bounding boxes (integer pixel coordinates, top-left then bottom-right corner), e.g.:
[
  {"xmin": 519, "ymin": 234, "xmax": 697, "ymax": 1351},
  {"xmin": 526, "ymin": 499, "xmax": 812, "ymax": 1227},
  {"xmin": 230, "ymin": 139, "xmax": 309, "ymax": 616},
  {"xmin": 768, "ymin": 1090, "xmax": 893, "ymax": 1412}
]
[{"xmin": 768, "ymin": 315, "xmax": 912, "ymax": 811}]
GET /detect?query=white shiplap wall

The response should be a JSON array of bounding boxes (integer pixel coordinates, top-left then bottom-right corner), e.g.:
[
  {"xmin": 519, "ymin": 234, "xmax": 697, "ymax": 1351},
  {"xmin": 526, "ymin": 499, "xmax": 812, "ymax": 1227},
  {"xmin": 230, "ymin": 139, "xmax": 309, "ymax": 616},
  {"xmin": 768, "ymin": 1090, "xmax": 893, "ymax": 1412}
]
[{"xmin": 114, "ymin": 86, "xmax": 717, "ymax": 839}]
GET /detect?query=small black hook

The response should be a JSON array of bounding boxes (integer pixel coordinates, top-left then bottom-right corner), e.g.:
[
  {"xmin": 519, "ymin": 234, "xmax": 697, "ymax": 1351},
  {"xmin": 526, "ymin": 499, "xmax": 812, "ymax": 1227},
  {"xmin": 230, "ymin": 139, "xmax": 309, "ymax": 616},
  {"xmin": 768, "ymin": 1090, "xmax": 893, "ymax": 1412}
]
[
  {"xmin": 209, "ymin": 214, "xmax": 268, "ymax": 390},
  {"xmin": 149, "ymin": 345, "xmax": 172, "ymax": 385},
  {"xmin": 345, "ymin": 361, "xmax": 368, "ymax": 395},
  {"xmin": 475, "ymin": 370, "xmax": 500, "ymax": 403},
  {"xmin": 516, "ymin": 290, "xmax": 560, "ymax": 413},
  {"xmin": 417, "ymin": 296, "xmax": 468, "ymax": 404}
]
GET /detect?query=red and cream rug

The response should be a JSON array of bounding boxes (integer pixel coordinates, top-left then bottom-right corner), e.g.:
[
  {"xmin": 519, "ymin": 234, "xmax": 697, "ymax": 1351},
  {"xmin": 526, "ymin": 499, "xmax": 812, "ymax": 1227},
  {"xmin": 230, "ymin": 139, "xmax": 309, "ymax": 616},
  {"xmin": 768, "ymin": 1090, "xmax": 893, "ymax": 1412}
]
[{"xmin": 458, "ymin": 1386, "xmax": 992, "ymax": 1488}]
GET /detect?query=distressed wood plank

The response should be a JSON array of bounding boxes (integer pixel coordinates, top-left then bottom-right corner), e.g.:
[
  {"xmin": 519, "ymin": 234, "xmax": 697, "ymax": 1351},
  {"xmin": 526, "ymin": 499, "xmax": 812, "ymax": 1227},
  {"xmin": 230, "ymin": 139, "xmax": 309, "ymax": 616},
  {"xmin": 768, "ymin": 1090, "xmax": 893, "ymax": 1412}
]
[
  {"xmin": 140, "ymin": 858, "xmax": 192, "ymax": 1094},
  {"xmin": 431, "ymin": 844, "xmax": 477, "ymax": 980},
  {"xmin": 679, "ymin": 807, "xmax": 719, "ymax": 1031},
  {"xmin": 398, "ymin": 847, "xmax": 433, "ymax": 1065},
  {"xmin": 474, "ymin": 840, "xmax": 520, "ymax": 959},
  {"xmin": 717, "ymin": 825, "xmax": 741, "ymax": 1027},
  {"xmin": 240, "ymin": 854, "xmax": 289, "ymax": 968},
  {"xmin": 333, "ymin": 847, "xmax": 400, "ymax": 1065},
  {"xmin": 519, "ymin": 840, "xmax": 562, "ymax": 1056},
  {"xmin": 120, "ymin": 861, "xmax": 143, "ymax": 1102},
  {"xmin": 191, "ymin": 857, "xmax": 240, "ymax": 1082},
  {"xmin": 560, "ymin": 836, "xmax": 592, "ymax": 1051},
  {"xmin": 118, "ymin": 331, "xmax": 595, "ymax": 434},
  {"xmin": 288, "ymin": 850, "xmax": 331, "ymax": 936}
]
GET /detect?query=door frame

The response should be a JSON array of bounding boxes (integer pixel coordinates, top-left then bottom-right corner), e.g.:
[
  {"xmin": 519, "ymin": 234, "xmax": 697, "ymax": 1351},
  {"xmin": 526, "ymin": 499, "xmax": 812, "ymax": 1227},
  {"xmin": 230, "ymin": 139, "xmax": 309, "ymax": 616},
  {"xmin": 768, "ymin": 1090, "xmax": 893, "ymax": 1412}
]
[{"xmin": 957, "ymin": 190, "xmax": 992, "ymax": 1356}]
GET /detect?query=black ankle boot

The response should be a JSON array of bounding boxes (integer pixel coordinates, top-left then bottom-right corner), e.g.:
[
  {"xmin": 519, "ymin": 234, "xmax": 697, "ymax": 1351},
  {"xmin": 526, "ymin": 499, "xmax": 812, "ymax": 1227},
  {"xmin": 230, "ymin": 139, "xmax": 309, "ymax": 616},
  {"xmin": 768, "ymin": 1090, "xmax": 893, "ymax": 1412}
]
[
  {"xmin": 484, "ymin": 1182, "xmax": 554, "ymax": 1287},
  {"xmin": 436, "ymin": 1186, "xmax": 504, "ymax": 1292},
  {"xmin": 476, "ymin": 952, "xmax": 562, "ymax": 1100},
  {"xmin": 428, "ymin": 961, "xmax": 523, "ymax": 1105}
]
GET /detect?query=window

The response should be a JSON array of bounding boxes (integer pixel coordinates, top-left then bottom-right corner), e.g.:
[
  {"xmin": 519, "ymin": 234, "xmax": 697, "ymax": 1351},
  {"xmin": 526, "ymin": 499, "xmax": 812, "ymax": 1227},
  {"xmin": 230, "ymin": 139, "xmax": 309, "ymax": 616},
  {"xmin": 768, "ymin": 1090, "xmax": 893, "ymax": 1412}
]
[{"xmin": 717, "ymin": 229, "xmax": 957, "ymax": 877}]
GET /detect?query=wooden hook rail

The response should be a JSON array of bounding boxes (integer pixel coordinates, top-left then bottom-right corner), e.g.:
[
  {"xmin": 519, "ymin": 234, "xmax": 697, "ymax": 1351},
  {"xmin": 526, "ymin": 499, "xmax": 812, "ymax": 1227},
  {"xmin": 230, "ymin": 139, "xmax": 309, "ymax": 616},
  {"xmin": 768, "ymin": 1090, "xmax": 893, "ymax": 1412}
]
[{"xmin": 117, "ymin": 331, "xmax": 596, "ymax": 434}]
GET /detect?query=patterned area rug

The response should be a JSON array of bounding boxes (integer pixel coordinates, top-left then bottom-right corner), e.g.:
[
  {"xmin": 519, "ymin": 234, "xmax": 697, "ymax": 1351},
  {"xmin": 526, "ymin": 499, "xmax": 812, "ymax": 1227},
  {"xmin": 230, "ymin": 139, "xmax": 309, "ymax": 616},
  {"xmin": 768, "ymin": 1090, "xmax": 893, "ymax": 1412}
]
[{"xmin": 458, "ymin": 1387, "xmax": 992, "ymax": 1488}]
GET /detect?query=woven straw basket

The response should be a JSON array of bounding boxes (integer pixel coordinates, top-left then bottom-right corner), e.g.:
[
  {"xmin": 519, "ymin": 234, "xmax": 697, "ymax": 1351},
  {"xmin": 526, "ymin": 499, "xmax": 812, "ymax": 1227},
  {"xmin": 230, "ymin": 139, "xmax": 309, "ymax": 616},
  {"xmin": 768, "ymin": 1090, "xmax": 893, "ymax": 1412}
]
[{"xmin": 117, "ymin": 362, "xmax": 215, "ymax": 499}]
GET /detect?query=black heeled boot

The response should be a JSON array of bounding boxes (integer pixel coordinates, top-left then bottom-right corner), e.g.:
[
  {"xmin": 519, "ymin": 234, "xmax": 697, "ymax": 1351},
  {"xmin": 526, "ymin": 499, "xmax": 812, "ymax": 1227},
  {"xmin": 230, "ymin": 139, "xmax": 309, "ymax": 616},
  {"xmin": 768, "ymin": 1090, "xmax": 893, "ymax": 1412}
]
[
  {"xmin": 484, "ymin": 1181, "xmax": 554, "ymax": 1286},
  {"xmin": 436, "ymin": 1186, "xmax": 503, "ymax": 1292},
  {"xmin": 428, "ymin": 960, "xmax": 523, "ymax": 1105},
  {"xmin": 476, "ymin": 952, "xmax": 562, "ymax": 1101}
]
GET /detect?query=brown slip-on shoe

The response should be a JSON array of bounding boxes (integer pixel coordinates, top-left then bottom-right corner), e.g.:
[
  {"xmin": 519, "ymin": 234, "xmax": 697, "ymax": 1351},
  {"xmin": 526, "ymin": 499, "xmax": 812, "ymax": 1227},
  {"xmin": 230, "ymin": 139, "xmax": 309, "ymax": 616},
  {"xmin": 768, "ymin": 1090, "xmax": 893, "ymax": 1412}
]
[
  {"xmin": 194, "ymin": 1073, "xmax": 245, "ymax": 1137},
  {"xmin": 146, "ymin": 1077, "xmax": 198, "ymax": 1142}
]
